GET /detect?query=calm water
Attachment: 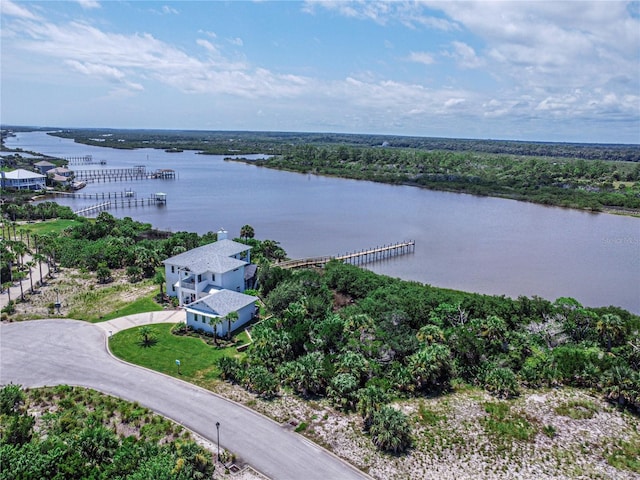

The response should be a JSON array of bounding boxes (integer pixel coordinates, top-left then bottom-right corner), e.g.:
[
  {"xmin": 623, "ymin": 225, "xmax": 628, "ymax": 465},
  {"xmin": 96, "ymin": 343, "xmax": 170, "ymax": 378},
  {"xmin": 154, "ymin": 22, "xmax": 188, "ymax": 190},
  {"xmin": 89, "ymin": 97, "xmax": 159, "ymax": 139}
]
[{"xmin": 6, "ymin": 131, "xmax": 640, "ymax": 313}]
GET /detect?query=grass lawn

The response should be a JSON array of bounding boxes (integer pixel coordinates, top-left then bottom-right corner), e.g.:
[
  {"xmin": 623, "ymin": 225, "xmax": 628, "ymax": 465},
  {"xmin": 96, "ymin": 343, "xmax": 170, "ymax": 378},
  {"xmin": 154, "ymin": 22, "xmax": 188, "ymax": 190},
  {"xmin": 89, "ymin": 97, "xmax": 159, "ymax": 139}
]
[
  {"xmin": 109, "ymin": 323, "xmax": 245, "ymax": 390},
  {"xmin": 19, "ymin": 218, "xmax": 84, "ymax": 236}
]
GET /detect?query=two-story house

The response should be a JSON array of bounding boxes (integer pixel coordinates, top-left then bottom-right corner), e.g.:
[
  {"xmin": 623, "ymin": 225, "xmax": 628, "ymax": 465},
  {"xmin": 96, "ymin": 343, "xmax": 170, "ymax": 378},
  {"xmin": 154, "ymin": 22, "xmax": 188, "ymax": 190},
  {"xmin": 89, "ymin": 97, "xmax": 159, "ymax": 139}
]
[
  {"xmin": 163, "ymin": 229, "xmax": 258, "ymax": 337},
  {"xmin": 0, "ymin": 168, "xmax": 46, "ymax": 191}
]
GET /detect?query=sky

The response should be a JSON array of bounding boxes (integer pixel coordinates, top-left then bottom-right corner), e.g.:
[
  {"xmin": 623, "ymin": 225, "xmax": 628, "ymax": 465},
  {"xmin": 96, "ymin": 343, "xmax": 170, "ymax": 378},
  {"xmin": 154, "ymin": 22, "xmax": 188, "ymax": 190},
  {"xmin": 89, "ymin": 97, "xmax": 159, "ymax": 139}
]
[{"xmin": 1, "ymin": 1, "xmax": 639, "ymax": 144}]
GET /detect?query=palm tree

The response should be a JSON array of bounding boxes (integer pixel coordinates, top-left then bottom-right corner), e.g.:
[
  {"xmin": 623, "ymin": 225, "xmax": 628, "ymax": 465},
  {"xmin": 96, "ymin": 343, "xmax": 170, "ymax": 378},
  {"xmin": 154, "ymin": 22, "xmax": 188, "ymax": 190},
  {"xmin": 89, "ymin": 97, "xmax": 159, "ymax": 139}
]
[
  {"xmin": 10, "ymin": 240, "xmax": 28, "ymax": 268},
  {"xmin": 240, "ymin": 224, "xmax": 255, "ymax": 241},
  {"xmin": 596, "ymin": 313, "xmax": 626, "ymax": 351},
  {"xmin": 208, "ymin": 317, "xmax": 219, "ymax": 345},
  {"xmin": 33, "ymin": 252, "xmax": 46, "ymax": 287},
  {"xmin": 369, "ymin": 406, "xmax": 412, "ymax": 453},
  {"xmin": 225, "ymin": 311, "xmax": 239, "ymax": 339},
  {"xmin": 356, "ymin": 385, "xmax": 389, "ymax": 430},
  {"xmin": 138, "ymin": 326, "xmax": 157, "ymax": 347},
  {"xmin": 13, "ymin": 270, "xmax": 26, "ymax": 302},
  {"xmin": 153, "ymin": 271, "xmax": 165, "ymax": 297},
  {"xmin": 2, "ymin": 281, "xmax": 12, "ymax": 304},
  {"xmin": 26, "ymin": 260, "xmax": 36, "ymax": 294}
]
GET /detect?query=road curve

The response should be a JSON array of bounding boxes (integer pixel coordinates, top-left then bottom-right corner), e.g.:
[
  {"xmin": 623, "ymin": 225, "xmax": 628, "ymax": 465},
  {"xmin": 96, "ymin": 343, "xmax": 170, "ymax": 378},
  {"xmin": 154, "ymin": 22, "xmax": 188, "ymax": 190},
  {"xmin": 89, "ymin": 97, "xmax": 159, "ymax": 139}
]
[{"xmin": 0, "ymin": 319, "xmax": 368, "ymax": 480}]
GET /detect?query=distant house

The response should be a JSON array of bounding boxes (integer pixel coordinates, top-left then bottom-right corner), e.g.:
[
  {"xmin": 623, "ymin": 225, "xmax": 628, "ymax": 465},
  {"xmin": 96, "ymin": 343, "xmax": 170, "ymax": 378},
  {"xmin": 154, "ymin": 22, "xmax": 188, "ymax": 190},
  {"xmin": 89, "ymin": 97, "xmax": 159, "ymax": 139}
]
[
  {"xmin": 163, "ymin": 229, "xmax": 258, "ymax": 336},
  {"xmin": 48, "ymin": 167, "xmax": 73, "ymax": 178},
  {"xmin": 34, "ymin": 160, "xmax": 56, "ymax": 175},
  {"xmin": 0, "ymin": 168, "xmax": 46, "ymax": 191}
]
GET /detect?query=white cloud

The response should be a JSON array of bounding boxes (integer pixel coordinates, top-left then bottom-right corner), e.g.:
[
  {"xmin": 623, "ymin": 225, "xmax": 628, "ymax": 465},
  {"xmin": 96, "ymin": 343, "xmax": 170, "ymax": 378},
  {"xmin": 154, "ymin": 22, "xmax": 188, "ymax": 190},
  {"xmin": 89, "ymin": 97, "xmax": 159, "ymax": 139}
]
[
  {"xmin": 196, "ymin": 39, "xmax": 220, "ymax": 56},
  {"xmin": 407, "ymin": 51, "xmax": 435, "ymax": 65},
  {"xmin": 199, "ymin": 30, "xmax": 217, "ymax": 39},
  {"xmin": 76, "ymin": 0, "xmax": 100, "ymax": 10},
  {"xmin": 446, "ymin": 41, "xmax": 484, "ymax": 69},
  {"xmin": 303, "ymin": 1, "xmax": 458, "ymax": 30},
  {"xmin": 161, "ymin": 5, "xmax": 179, "ymax": 15},
  {"xmin": 228, "ymin": 37, "xmax": 244, "ymax": 47},
  {"xmin": 1, "ymin": 0, "xmax": 40, "ymax": 20},
  {"xmin": 66, "ymin": 60, "xmax": 125, "ymax": 81}
]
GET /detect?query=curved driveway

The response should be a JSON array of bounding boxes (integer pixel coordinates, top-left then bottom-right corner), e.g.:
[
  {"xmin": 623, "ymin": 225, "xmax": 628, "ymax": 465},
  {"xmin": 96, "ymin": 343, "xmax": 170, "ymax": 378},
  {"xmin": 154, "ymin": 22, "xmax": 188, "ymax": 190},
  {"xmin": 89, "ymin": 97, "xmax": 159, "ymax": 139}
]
[{"xmin": 0, "ymin": 319, "xmax": 368, "ymax": 480}]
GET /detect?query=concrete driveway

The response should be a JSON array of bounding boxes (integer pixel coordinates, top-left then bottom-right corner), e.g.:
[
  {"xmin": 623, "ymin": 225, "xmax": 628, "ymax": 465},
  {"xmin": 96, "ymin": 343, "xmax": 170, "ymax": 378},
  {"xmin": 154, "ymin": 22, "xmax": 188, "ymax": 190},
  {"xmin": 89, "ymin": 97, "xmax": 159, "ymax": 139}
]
[{"xmin": 0, "ymin": 319, "xmax": 368, "ymax": 480}]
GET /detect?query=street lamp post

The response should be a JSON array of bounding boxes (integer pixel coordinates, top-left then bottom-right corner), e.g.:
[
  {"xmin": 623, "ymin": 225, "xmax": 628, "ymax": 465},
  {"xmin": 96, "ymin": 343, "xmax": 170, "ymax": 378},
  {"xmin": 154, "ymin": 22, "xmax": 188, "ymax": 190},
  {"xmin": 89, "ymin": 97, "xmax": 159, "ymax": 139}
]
[
  {"xmin": 216, "ymin": 421, "xmax": 220, "ymax": 464},
  {"xmin": 54, "ymin": 288, "xmax": 61, "ymax": 314}
]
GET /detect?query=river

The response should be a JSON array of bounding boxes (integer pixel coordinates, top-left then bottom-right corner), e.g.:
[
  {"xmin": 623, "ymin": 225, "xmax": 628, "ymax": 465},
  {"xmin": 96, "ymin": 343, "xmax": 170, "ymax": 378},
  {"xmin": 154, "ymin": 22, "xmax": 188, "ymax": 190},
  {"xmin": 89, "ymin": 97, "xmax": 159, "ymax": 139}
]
[{"xmin": 5, "ymin": 131, "xmax": 639, "ymax": 313}]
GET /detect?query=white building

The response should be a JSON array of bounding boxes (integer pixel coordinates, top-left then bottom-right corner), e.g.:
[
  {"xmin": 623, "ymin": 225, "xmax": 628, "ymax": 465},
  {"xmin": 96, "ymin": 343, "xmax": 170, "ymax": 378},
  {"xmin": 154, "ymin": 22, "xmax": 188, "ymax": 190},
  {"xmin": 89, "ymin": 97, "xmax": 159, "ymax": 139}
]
[
  {"xmin": 163, "ymin": 229, "xmax": 258, "ymax": 337},
  {"xmin": 0, "ymin": 169, "xmax": 46, "ymax": 191}
]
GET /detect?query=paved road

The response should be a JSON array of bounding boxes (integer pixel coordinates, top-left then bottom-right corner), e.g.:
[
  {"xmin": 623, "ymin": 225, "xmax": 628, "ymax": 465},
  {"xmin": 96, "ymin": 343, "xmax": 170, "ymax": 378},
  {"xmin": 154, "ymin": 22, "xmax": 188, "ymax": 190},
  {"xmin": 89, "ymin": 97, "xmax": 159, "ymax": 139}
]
[{"xmin": 0, "ymin": 319, "xmax": 368, "ymax": 480}]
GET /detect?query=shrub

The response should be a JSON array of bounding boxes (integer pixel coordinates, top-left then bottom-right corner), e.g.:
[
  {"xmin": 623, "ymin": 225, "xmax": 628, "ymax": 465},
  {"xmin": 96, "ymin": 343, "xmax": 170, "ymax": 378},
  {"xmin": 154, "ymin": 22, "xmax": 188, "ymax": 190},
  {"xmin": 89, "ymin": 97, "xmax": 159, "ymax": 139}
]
[
  {"xmin": 216, "ymin": 357, "xmax": 244, "ymax": 383},
  {"xmin": 244, "ymin": 365, "xmax": 278, "ymax": 398},
  {"xmin": 369, "ymin": 406, "xmax": 412, "ymax": 453},
  {"xmin": 0, "ymin": 384, "xmax": 25, "ymax": 415},
  {"xmin": 483, "ymin": 366, "xmax": 520, "ymax": 399}
]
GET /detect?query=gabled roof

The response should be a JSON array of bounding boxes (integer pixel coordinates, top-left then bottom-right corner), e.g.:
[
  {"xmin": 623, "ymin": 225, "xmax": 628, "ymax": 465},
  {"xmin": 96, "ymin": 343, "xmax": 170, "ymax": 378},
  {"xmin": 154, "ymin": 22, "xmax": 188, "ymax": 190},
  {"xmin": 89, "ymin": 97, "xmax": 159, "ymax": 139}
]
[
  {"xmin": 185, "ymin": 289, "xmax": 258, "ymax": 318},
  {"xmin": 163, "ymin": 239, "xmax": 251, "ymax": 274},
  {"xmin": 34, "ymin": 160, "xmax": 55, "ymax": 167},
  {"xmin": 1, "ymin": 169, "xmax": 45, "ymax": 180}
]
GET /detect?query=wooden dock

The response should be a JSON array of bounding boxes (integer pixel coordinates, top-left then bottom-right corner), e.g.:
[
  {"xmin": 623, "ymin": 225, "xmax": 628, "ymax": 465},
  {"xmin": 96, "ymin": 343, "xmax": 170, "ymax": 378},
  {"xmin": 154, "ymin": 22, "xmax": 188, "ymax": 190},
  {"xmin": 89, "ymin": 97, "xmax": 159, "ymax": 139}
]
[
  {"xmin": 64, "ymin": 155, "xmax": 106, "ymax": 166},
  {"xmin": 73, "ymin": 195, "xmax": 167, "ymax": 216},
  {"xmin": 277, "ymin": 240, "xmax": 415, "ymax": 270},
  {"xmin": 72, "ymin": 167, "xmax": 176, "ymax": 183},
  {"xmin": 55, "ymin": 190, "xmax": 137, "ymax": 200}
]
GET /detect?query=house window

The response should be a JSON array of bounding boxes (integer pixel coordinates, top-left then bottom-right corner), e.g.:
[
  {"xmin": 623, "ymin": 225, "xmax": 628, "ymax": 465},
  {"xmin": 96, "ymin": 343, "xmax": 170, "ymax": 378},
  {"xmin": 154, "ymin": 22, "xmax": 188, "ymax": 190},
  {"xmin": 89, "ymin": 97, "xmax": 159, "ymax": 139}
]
[
  {"xmin": 171, "ymin": 266, "xmax": 175, "ymax": 273},
  {"xmin": 171, "ymin": 285, "xmax": 175, "ymax": 292},
  {"xmin": 197, "ymin": 274, "xmax": 202, "ymax": 282},
  {"xmin": 212, "ymin": 274, "xmax": 216, "ymax": 281}
]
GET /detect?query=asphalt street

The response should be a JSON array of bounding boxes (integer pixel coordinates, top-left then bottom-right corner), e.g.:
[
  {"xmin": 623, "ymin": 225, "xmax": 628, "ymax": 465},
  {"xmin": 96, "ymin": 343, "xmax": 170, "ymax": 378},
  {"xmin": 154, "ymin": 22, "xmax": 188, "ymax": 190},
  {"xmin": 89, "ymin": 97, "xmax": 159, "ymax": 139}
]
[{"xmin": 0, "ymin": 319, "xmax": 369, "ymax": 480}]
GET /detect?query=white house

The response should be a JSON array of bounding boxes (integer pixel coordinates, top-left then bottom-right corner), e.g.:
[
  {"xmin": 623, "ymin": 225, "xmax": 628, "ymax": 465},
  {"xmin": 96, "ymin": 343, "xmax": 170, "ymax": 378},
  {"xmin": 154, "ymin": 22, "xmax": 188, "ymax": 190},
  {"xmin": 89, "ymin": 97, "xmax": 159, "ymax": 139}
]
[
  {"xmin": 0, "ymin": 169, "xmax": 46, "ymax": 191},
  {"xmin": 163, "ymin": 229, "xmax": 258, "ymax": 336},
  {"xmin": 184, "ymin": 289, "xmax": 258, "ymax": 338}
]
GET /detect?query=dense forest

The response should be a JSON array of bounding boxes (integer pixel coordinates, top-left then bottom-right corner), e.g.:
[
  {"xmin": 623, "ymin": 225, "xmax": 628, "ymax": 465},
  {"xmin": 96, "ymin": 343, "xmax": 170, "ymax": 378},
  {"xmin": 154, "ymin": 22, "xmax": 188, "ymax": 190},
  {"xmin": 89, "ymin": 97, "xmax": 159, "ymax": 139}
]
[
  {"xmin": 217, "ymin": 260, "xmax": 639, "ymax": 452},
  {"xmin": 238, "ymin": 144, "xmax": 640, "ymax": 212}
]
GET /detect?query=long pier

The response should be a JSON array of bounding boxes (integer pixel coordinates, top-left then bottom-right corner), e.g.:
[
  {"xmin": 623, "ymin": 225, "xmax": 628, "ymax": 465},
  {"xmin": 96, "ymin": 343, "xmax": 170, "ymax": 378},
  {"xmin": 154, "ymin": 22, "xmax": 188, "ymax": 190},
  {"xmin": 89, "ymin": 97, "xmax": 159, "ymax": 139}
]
[
  {"xmin": 277, "ymin": 240, "xmax": 415, "ymax": 269},
  {"xmin": 64, "ymin": 155, "xmax": 106, "ymax": 166},
  {"xmin": 55, "ymin": 190, "xmax": 136, "ymax": 200},
  {"xmin": 73, "ymin": 194, "xmax": 167, "ymax": 216},
  {"xmin": 73, "ymin": 167, "xmax": 176, "ymax": 183}
]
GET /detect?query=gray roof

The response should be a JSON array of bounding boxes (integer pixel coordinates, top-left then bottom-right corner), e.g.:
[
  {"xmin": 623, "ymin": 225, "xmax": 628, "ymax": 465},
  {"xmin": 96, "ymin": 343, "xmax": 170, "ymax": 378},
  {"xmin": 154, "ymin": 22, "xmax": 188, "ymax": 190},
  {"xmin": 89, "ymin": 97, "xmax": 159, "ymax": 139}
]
[
  {"xmin": 186, "ymin": 290, "xmax": 258, "ymax": 318},
  {"xmin": 244, "ymin": 264, "xmax": 258, "ymax": 281},
  {"xmin": 163, "ymin": 239, "xmax": 251, "ymax": 274},
  {"xmin": 34, "ymin": 160, "xmax": 55, "ymax": 167}
]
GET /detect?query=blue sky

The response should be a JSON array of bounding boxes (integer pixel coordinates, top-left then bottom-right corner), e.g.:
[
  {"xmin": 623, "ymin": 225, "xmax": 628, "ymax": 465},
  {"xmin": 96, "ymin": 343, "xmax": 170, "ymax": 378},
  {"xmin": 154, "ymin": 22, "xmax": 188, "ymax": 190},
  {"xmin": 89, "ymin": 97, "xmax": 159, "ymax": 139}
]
[{"xmin": 1, "ymin": 1, "xmax": 639, "ymax": 143}]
